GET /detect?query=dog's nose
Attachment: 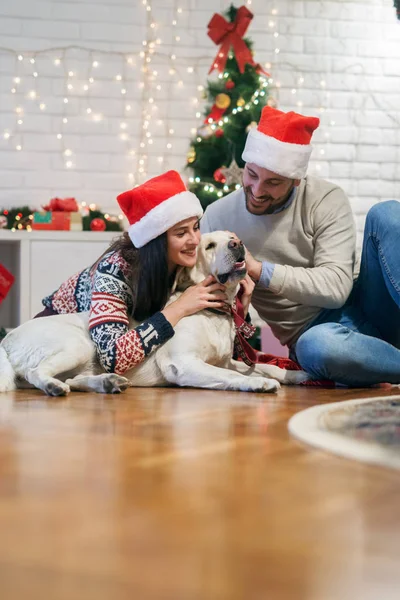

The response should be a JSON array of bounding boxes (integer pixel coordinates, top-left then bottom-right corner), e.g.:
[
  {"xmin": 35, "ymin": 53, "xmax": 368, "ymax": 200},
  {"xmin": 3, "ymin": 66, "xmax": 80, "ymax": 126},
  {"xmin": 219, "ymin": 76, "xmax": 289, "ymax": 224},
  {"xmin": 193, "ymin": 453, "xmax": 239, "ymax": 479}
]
[{"xmin": 228, "ymin": 239, "xmax": 243, "ymax": 249}]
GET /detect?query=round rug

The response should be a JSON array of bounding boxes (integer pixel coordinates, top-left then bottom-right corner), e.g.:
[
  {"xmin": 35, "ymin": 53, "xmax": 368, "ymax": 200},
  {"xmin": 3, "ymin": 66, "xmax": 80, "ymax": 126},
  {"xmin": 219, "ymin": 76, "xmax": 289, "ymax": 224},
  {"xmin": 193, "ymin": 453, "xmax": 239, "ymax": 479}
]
[{"xmin": 288, "ymin": 395, "xmax": 400, "ymax": 470}]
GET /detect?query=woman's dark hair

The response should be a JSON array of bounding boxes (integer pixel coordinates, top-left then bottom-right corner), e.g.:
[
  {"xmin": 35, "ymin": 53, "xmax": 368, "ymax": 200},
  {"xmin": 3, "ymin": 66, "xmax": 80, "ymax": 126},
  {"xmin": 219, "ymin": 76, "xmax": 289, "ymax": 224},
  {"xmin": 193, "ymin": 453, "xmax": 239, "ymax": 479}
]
[{"xmin": 93, "ymin": 231, "xmax": 170, "ymax": 321}]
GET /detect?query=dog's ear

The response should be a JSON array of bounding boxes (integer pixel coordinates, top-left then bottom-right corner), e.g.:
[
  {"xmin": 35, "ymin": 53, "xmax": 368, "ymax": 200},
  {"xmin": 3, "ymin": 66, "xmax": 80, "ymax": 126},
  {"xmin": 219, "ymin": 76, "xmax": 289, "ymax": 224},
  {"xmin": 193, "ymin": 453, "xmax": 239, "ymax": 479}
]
[
  {"xmin": 173, "ymin": 262, "xmax": 208, "ymax": 292},
  {"xmin": 172, "ymin": 267, "xmax": 193, "ymax": 292}
]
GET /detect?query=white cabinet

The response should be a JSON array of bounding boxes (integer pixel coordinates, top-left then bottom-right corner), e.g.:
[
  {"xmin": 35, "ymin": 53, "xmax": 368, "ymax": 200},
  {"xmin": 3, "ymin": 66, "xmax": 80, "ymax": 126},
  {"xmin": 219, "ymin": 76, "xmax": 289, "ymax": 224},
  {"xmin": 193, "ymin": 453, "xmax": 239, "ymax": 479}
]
[{"xmin": 0, "ymin": 230, "xmax": 118, "ymax": 328}]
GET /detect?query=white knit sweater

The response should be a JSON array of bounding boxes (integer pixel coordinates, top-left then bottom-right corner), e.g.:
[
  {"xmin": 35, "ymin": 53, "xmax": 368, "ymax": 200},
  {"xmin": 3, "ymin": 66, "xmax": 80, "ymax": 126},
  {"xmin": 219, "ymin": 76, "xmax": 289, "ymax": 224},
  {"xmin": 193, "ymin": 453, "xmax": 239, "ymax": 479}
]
[{"xmin": 201, "ymin": 176, "xmax": 358, "ymax": 347}]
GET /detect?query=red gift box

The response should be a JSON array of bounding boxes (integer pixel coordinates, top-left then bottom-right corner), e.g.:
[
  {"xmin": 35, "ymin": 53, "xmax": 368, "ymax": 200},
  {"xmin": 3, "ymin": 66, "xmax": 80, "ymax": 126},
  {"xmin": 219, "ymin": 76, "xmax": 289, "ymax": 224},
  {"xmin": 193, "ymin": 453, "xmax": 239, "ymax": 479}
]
[
  {"xmin": 31, "ymin": 211, "xmax": 82, "ymax": 231},
  {"xmin": 0, "ymin": 263, "xmax": 15, "ymax": 305}
]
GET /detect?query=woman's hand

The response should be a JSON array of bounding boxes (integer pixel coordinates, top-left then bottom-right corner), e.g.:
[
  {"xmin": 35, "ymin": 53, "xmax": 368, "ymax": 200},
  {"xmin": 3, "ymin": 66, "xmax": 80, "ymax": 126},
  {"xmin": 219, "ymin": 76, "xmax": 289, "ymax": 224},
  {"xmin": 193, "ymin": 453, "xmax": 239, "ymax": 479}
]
[
  {"xmin": 239, "ymin": 274, "xmax": 255, "ymax": 318},
  {"xmin": 162, "ymin": 275, "xmax": 227, "ymax": 327}
]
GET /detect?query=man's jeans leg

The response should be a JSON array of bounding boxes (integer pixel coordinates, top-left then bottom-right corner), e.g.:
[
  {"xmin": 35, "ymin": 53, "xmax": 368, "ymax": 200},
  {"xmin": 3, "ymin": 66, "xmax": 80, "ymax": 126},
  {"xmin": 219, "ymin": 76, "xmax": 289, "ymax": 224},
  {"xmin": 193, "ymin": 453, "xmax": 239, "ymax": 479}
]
[
  {"xmin": 295, "ymin": 321, "xmax": 400, "ymax": 386},
  {"xmin": 355, "ymin": 200, "xmax": 400, "ymax": 347},
  {"xmin": 294, "ymin": 201, "xmax": 400, "ymax": 386}
]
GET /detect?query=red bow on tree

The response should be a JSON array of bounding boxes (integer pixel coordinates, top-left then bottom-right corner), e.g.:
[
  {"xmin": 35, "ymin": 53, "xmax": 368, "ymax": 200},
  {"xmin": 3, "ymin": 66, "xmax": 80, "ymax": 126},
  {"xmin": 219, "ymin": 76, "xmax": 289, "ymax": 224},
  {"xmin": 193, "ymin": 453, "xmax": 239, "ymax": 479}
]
[
  {"xmin": 207, "ymin": 5, "xmax": 266, "ymax": 75},
  {"xmin": 42, "ymin": 197, "xmax": 79, "ymax": 212}
]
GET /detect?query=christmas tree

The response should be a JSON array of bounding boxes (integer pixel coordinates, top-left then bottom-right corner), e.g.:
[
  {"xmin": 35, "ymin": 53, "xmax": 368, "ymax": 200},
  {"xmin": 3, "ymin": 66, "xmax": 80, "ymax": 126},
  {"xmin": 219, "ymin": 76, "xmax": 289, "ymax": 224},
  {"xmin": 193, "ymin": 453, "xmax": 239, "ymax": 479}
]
[{"xmin": 185, "ymin": 4, "xmax": 272, "ymax": 209}]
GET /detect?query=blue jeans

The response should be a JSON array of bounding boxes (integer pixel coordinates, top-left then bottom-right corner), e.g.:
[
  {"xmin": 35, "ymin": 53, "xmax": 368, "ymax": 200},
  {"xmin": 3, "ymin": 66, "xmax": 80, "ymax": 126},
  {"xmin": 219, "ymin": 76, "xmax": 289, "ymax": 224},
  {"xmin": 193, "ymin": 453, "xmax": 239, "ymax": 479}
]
[{"xmin": 293, "ymin": 201, "xmax": 400, "ymax": 386}]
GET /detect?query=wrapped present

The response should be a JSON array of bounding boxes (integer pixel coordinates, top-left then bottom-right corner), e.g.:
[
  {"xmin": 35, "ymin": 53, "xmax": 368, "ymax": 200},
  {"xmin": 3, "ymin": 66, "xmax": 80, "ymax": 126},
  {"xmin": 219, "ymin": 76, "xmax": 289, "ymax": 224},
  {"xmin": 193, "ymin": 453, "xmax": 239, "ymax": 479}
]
[
  {"xmin": 0, "ymin": 263, "xmax": 15, "ymax": 305},
  {"xmin": 31, "ymin": 211, "xmax": 83, "ymax": 231},
  {"xmin": 42, "ymin": 197, "xmax": 79, "ymax": 212}
]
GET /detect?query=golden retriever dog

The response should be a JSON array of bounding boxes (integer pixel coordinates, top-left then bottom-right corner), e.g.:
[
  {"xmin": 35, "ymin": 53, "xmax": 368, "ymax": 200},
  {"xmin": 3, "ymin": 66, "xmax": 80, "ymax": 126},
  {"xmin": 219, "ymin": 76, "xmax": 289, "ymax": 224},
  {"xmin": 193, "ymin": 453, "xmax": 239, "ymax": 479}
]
[{"xmin": 0, "ymin": 231, "xmax": 308, "ymax": 396}]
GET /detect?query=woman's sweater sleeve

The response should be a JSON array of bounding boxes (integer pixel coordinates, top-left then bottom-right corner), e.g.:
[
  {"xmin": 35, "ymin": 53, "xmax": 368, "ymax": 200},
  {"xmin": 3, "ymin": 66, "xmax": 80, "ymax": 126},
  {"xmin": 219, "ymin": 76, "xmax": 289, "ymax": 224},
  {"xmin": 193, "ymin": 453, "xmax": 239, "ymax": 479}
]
[{"xmin": 88, "ymin": 256, "xmax": 174, "ymax": 374}]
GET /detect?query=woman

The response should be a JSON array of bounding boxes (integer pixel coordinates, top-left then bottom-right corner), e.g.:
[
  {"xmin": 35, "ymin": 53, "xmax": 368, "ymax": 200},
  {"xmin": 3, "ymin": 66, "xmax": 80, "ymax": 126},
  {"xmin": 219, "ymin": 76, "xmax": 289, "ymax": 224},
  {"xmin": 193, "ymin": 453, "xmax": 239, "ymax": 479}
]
[{"xmin": 37, "ymin": 171, "xmax": 228, "ymax": 375}]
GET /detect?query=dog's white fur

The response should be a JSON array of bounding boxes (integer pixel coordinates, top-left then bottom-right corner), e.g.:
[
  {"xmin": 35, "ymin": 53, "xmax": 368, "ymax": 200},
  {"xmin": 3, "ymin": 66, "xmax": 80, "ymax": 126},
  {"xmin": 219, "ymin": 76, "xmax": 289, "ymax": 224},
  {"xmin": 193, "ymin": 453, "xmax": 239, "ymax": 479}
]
[{"xmin": 0, "ymin": 231, "xmax": 309, "ymax": 396}]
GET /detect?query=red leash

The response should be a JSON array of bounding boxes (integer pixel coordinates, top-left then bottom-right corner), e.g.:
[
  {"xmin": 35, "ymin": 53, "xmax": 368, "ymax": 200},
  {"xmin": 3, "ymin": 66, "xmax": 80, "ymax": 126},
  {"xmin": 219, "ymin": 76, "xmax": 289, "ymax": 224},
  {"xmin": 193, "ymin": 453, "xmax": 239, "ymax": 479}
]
[{"xmin": 232, "ymin": 292, "xmax": 334, "ymax": 387}]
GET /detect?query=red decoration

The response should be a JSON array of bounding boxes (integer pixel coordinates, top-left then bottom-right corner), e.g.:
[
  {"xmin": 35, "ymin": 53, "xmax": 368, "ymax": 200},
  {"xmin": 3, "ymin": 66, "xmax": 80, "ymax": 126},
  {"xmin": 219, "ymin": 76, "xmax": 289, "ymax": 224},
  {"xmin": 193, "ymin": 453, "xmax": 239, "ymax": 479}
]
[
  {"xmin": 204, "ymin": 105, "xmax": 226, "ymax": 124},
  {"xmin": 213, "ymin": 168, "xmax": 227, "ymax": 184},
  {"xmin": 208, "ymin": 6, "xmax": 256, "ymax": 74},
  {"xmin": 0, "ymin": 263, "xmax": 15, "ymax": 305},
  {"xmin": 225, "ymin": 80, "xmax": 235, "ymax": 90},
  {"xmin": 207, "ymin": 6, "xmax": 270, "ymax": 76},
  {"xmin": 90, "ymin": 218, "xmax": 106, "ymax": 231},
  {"xmin": 215, "ymin": 128, "xmax": 224, "ymax": 138},
  {"xmin": 42, "ymin": 197, "xmax": 79, "ymax": 212}
]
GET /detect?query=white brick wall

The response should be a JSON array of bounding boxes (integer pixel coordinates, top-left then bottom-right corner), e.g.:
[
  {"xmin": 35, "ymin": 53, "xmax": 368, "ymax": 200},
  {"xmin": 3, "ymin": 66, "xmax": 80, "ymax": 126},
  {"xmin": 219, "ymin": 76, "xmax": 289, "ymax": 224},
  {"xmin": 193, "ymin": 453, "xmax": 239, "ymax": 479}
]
[{"xmin": 0, "ymin": 0, "xmax": 399, "ymax": 236}]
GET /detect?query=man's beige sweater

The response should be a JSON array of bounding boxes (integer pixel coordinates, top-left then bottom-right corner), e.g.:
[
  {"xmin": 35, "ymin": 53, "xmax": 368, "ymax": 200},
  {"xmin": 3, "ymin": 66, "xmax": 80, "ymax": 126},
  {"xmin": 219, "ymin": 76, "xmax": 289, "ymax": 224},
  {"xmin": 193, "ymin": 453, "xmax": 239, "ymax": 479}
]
[{"xmin": 201, "ymin": 176, "xmax": 358, "ymax": 347}]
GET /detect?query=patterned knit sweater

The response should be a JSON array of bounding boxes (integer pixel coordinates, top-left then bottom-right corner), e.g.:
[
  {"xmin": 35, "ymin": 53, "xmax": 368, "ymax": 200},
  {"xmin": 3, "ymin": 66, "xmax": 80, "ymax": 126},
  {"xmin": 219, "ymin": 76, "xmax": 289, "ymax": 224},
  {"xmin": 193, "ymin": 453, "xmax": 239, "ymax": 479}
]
[{"xmin": 42, "ymin": 251, "xmax": 174, "ymax": 375}]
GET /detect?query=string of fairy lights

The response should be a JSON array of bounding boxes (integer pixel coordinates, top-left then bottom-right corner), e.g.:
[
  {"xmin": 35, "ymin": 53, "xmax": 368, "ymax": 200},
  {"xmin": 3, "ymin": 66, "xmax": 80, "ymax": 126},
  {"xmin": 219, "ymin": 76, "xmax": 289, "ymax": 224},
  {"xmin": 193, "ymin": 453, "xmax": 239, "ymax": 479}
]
[{"xmin": 1, "ymin": 0, "xmax": 337, "ymax": 207}]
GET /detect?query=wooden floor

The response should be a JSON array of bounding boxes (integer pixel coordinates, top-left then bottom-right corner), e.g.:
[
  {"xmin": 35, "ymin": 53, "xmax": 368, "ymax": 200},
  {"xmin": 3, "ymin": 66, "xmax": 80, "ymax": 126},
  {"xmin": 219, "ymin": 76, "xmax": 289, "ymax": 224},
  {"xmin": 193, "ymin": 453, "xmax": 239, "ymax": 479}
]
[{"xmin": 1, "ymin": 385, "xmax": 400, "ymax": 600}]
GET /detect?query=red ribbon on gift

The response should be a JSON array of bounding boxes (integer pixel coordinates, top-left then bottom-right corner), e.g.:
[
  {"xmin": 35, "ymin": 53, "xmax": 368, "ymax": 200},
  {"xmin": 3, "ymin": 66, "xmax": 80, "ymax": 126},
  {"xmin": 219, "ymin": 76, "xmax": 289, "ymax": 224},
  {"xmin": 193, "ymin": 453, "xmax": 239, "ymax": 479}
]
[
  {"xmin": 208, "ymin": 6, "xmax": 268, "ymax": 75},
  {"xmin": 42, "ymin": 197, "xmax": 79, "ymax": 212}
]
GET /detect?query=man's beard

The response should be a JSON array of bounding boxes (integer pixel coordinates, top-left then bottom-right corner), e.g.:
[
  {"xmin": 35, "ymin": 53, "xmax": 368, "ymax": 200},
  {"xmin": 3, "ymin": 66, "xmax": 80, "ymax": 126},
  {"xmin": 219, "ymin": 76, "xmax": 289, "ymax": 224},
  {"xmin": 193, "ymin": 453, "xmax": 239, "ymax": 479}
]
[{"xmin": 244, "ymin": 183, "xmax": 294, "ymax": 215}]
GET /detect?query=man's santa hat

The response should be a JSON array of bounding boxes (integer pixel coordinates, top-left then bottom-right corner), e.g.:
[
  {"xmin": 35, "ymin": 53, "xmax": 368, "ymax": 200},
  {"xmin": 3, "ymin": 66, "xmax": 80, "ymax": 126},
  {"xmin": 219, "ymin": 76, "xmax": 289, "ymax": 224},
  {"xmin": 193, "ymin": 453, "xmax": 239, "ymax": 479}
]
[
  {"xmin": 117, "ymin": 170, "xmax": 203, "ymax": 248},
  {"xmin": 242, "ymin": 106, "xmax": 320, "ymax": 179}
]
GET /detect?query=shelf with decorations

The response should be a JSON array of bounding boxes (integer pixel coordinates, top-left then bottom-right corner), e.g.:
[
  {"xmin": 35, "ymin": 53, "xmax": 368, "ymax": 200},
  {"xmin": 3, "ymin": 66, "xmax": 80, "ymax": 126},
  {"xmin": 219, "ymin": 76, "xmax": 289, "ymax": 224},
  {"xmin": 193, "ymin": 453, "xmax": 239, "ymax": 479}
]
[{"xmin": 0, "ymin": 198, "xmax": 124, "ymax": 233}]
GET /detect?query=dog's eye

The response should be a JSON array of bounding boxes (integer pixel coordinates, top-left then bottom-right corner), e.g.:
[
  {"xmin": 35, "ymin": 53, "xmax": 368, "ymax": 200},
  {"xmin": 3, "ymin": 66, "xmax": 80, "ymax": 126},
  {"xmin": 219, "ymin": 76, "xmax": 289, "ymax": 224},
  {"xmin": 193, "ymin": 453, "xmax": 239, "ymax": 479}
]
[{"xmin": 205, "ymin": 242, "xmax": 216, "ymax": 250}]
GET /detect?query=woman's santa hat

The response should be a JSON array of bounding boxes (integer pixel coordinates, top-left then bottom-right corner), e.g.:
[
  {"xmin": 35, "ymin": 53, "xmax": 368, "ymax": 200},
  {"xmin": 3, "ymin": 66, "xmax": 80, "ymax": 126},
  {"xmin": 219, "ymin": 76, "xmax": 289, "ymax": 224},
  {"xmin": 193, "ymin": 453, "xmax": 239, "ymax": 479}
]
[
  {"xmin": 242, "ymin": 106, "xmax": 320, "ymax": 179},
  {"xmin": 117, "ymin": 170, "xmax": 203, "ymax": 248}
]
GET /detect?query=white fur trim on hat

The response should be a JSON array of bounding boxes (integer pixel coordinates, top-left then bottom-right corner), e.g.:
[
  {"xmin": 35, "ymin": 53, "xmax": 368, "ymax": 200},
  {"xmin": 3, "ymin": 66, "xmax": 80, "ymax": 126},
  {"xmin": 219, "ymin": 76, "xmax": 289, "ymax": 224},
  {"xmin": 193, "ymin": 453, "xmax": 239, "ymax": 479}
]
[
  {"xmin": 128, "ymin": 190, "xmax": 203, "ymax": 248},
  {"xmin": 242, "ymin": 127, "xmax": 313, "ymax": 179}
]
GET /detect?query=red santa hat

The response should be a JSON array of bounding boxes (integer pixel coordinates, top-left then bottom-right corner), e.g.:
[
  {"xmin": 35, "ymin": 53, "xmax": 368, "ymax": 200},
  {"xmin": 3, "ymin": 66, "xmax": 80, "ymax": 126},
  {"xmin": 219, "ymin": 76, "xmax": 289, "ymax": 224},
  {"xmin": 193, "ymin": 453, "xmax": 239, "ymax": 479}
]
[
  {"xmin": 117, "ymin": 170, "xmax": 203, "ymax": 248},
  {"xmin": 242, "ymin": 106, "xmax": 320, "ymax": 179}
]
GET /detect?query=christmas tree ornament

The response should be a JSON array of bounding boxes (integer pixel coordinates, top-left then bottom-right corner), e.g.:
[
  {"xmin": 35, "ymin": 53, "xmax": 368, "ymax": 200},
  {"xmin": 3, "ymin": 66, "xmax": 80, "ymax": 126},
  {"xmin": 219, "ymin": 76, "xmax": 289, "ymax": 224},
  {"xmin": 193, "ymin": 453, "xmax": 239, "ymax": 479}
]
[
  {"xmin": 197, "ymin": 124, "xmax": 214, "ymax": 139},
  {"xmin": 225, "ymin": 80, "xmax": 235, "ymax": 90},
  {"xmin": 246, "ymin": 121, "xmax": 258, "ymax": 133},
  {"xmin": 187, "ymin": 147, "xmax": 196, "ymax": 164},
  {"xmin": 215, "ymin": 128, "xmax": 224, "ymax": 138},
  {"xmin": 220, "ymin": 160, "xmax": 244, "ymax": 186},
  {"xmin": 237, "ymin": 97, "xmax": 245, "ymax": 107},
  {"xmin": 90, "ymin": 218, "xmax": 107, "ymax": 232},
  {"xmin": 215, "ymin": 93, "xmax": 231, "ymax": 110},
  {"xmin": 213, "ymin": 168, "xmax": 227, "ymax": 184}
]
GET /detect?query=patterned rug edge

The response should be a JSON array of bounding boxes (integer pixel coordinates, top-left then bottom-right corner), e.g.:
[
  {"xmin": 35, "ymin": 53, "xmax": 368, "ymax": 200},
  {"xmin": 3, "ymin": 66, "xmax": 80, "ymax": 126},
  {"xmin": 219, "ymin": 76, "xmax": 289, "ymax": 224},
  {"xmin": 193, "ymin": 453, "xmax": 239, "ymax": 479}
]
[{"xmin": 288, "ymin": 394, "xmax": 400, "ymax": 471}]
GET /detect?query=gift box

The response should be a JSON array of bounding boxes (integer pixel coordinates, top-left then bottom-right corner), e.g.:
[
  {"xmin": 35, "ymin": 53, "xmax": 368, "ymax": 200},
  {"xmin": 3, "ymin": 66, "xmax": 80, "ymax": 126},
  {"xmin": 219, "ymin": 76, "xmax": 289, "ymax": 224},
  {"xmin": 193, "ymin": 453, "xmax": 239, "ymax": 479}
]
[
  {"xmin": 0, "ymin": 263, "xmax": 15, "ymax": 305},
  {"xmin": 31, "ymin": 211, "xmax": 82, "ymax": 231}
]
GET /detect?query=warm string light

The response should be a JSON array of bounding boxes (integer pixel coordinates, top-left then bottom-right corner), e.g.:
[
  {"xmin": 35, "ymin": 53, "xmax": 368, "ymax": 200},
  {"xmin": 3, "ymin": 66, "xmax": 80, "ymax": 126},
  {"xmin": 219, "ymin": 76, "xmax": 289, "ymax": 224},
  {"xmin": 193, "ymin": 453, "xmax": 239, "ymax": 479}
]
[
  {"xmin": 136, "ymin": 0, "xmax": 157, "ymax": 183},
  {"xmin": 269, "ymin": 6, "xmax": 332, "ymax": 175},
  {"xmin": 2, "ymin": 13, "xmax": 285, "ymax": 187}
]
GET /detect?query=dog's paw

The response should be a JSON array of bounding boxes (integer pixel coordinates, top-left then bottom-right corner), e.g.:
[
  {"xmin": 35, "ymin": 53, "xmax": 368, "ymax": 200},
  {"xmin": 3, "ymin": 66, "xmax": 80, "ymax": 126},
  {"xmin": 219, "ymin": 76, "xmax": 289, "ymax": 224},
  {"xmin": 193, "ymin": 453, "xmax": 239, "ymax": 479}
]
[
  {"xmin": 101, "ymin": 374, "xmax": 130, "ymax": 394},
  {"xmin": 45, "ymin": 381, "xmax": 70, "ymax": 397},
  {"xmin": 284, "ymin": 369, "xmax": 311, "ymax": 385},
  {"xmin": 247, "ymin": 377, "xmax": 280, "ymax": 393}
]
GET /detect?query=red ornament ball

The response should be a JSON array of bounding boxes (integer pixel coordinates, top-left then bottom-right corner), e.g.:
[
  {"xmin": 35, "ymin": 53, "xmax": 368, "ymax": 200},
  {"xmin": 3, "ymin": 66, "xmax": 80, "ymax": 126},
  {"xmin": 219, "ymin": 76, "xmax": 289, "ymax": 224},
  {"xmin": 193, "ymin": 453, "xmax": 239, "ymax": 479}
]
[
  {"xmin": 215, "ymin": 128, "xmax": 224, "ymax": 138},
  {"xmin": 213, "ymin": 168, "xmax": 227, "ymax": 184},
  {"xmin": 90, "ymin": 217, "xmax": 106, "ymax": 231},
  {"xmin": 225, "ymin": 80, "xmax": 235, "ymax": 90}
]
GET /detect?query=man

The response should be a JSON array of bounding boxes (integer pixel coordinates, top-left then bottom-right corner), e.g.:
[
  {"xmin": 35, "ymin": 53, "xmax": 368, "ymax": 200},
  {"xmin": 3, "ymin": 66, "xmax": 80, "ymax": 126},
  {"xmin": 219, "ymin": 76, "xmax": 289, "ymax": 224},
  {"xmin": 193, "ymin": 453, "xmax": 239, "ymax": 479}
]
[{"xmin": 201, "ymin": 106, "xmax": 400, "ymax": 386}]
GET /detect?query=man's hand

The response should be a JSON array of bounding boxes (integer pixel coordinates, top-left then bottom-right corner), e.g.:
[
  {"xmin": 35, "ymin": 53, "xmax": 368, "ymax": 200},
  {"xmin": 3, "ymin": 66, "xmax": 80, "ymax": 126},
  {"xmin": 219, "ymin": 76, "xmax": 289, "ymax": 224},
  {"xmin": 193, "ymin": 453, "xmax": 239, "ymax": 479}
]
[
  {"xmin": 240, "ymin": 274, "xmax": 255, "ymax": 318},
  {"xmin": 245, "ymin": 248, "xmax": 262, "ymax": 282}
]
